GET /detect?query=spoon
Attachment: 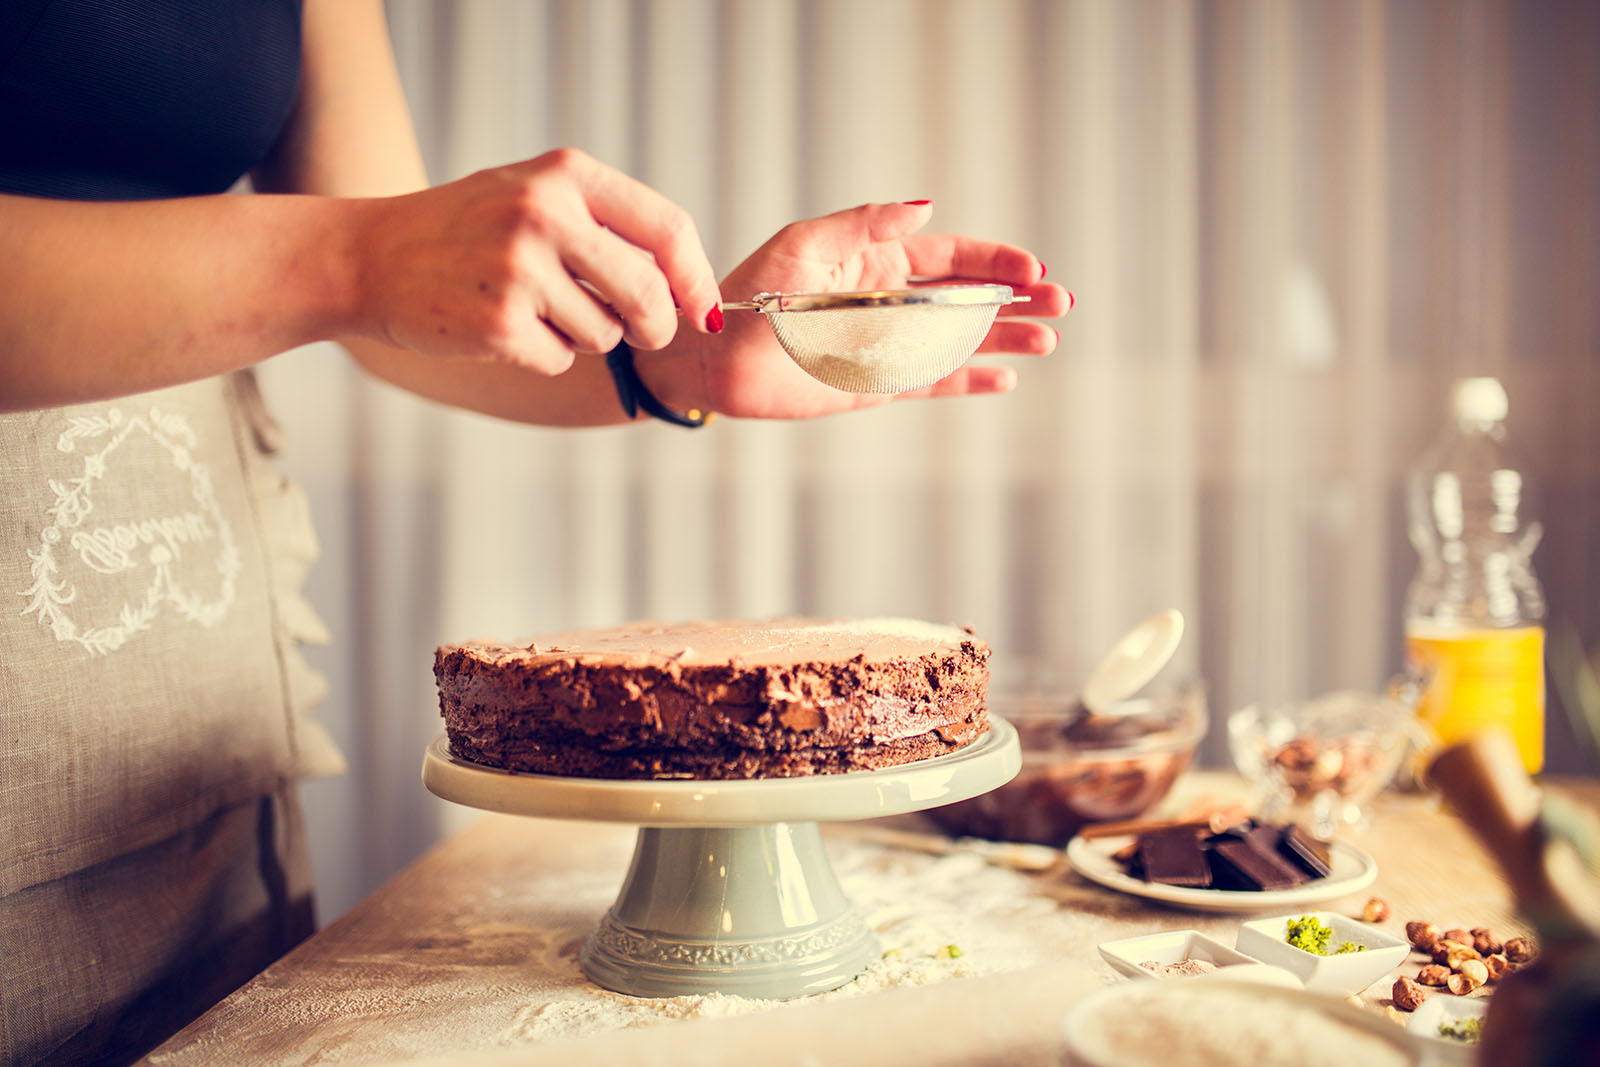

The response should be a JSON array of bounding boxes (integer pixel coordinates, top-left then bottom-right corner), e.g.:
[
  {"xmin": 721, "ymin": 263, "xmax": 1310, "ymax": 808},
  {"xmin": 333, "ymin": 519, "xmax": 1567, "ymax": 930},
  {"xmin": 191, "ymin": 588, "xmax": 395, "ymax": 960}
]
[{"xmin": 1079, "ymin": 609, "xmax": 1185, "ymax": 716}]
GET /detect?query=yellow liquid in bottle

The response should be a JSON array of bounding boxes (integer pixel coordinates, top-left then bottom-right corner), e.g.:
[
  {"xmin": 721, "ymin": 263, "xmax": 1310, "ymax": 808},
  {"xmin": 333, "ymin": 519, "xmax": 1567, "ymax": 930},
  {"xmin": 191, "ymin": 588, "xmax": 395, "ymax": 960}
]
[{"xmin": 1404, "ymin": 622, "xmax": 1545, "ymax": 773}]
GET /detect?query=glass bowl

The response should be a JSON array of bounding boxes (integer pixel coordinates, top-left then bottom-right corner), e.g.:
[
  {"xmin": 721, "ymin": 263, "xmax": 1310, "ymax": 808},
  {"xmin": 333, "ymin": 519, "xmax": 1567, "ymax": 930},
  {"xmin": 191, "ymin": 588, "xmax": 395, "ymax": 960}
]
[
  {"xmin": 925, "ymin": 682, "xmax": 1207, "ymax": 846},
  {"xmin": 1227, "ymin": 690, "xmax": 1415, "ymax": 838}
]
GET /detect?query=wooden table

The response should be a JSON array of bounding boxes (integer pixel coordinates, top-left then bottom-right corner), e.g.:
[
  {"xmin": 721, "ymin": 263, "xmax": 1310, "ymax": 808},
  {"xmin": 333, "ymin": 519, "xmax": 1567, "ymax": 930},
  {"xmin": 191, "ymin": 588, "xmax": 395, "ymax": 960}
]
[{"xmin": 140, "ymin": 773, "xmax": 1599, "ymax": 1066}]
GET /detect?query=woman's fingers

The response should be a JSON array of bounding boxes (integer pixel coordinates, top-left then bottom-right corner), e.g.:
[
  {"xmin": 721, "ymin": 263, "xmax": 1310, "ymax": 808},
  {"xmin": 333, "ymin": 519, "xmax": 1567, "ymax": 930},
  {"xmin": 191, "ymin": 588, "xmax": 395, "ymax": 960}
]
[
  {"xmin": 551, "ymin": 223, "xmax": 676, "ymax": 350},
  {"xmin": 773, "ymin": 200, "xmax": 933, "ymax": 264},
  {"xmin": 975, "ymin": 319, "xmax": 1060, "ymax": 355},
  {"xmin": 550, "ymin": 150, "xmax": 723, "ymax": 336},
  {"xmin": 893, "ymin": 363, "xmax": 1020, "ymax": 400},
  {"xmin": 362, "ymin": 148, "xmax": 726, "ymax": 372},
  {"xmin": 902, "ymin": 232, "xmax": 1043, "ymax": 289},
  {"xmin": 996, "ymin": 282, "xmax": 1073, "ymax": 319}
]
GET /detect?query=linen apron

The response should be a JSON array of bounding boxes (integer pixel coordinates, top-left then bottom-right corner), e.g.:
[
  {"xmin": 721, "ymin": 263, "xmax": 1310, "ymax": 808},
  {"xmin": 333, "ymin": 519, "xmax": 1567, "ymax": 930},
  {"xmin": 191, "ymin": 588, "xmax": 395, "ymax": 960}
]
[{"xmin": 0, "ymin": 372, "xmax": 342, "ymax": 1065}]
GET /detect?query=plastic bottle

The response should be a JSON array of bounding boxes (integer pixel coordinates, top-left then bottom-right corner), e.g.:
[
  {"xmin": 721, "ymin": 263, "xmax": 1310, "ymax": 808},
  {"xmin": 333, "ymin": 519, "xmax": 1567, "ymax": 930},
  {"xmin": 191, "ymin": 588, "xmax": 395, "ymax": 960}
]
[{"xmin": 1404, "ymin": 377, "xmax": 1546, "ymax": 773}]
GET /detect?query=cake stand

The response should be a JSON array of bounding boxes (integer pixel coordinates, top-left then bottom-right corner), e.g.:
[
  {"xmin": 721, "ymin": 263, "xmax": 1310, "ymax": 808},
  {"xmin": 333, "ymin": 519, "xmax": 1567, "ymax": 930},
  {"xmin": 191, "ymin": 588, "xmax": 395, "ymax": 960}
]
[{"xmin": 421, "ymin": 718, "xmax": 1020, "ymax": 1000}]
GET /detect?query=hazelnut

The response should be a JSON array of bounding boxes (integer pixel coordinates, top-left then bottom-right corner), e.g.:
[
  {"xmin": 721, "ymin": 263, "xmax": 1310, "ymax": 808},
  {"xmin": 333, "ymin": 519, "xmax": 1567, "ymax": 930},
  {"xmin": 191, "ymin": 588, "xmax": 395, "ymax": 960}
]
[
  {"xmin": 1275, "ymin": 737, "xmax": 1319, "ymax": 771},
  {"xmin": 1392, "ymin": 975, "xmax": 1427, "ymax": 1011},
  {"xmin": 1432, "ymin": 939, "xmax": 1470, "ymax": 965},
  {"xmin": 1484, "ymin": 953, "xmax": 1513, "ymax": 982},
  {"xmin": 1504, "ymin": 936, "xmax": 1539, "ymax": 963},
  {"xmin": 1471, "ymin": 927, "xmax": 1503, "ymax": 956},
  {"xmin": 1446, "ymin": 945, "xmax": 1484, "ymax": 970},
  {"xmin": 1458, "ymin": 958, "xmax": 1489, "ymax": 986},
  {"xmin": 1406, "ymin": 921, "xmax": 1441, "ymax": 952},
  {"xmin": 1447, "ymin": 970, "xmax": 1483, "ymax": 995},
  {"xmin": 1360, "ymin": 897, "xmax": 1391, "ymax": 923},
  {"xmin": 1416, "ymin": 963, "xmax": 1452, "ymax": 986},
  {"xmin": 1443, "ymin": 928, "xmax": 1472, "ymax": 946},
  {"xmin": 1309, "ymin": 747, "xmax": 1346, "ymax": 785}
]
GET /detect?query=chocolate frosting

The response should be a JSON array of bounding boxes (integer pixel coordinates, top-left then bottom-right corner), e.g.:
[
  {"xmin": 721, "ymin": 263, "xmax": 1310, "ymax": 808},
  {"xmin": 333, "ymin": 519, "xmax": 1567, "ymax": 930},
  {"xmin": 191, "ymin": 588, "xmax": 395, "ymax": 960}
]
[{"xmin": 434, "ymin": 617, "xmax": 990, "ymax": 780}]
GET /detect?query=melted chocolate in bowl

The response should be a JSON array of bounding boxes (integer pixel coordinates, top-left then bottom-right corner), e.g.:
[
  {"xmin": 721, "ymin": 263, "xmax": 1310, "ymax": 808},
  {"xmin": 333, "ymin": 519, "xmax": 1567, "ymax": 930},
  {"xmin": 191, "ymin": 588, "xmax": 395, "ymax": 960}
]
[{"xmin": 926, "ymin": 686, "xmax": 1206, "ymax": 846}]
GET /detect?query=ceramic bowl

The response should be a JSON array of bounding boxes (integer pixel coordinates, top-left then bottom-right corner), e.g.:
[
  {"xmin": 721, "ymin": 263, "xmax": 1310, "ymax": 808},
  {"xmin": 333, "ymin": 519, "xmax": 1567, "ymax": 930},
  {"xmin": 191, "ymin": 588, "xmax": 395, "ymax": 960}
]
[
  {"xmin": 1405, "ymin": 993, "xmax": 1488, "ymax": 1063},
  {"xmin": 1097, "ymin": 929, "xmax": 1298, "ymax": 986},
  {"xmin": 1058, "ymin": 979, "xmax": 1423, "ymax": 1067},
  {"xmin": 926, "ymin": 679, "xmax": 1206, "ymax": 846},
  {"xmin": 1234, "ymin": 911, "xmax": 1409, "ymax": 995}
]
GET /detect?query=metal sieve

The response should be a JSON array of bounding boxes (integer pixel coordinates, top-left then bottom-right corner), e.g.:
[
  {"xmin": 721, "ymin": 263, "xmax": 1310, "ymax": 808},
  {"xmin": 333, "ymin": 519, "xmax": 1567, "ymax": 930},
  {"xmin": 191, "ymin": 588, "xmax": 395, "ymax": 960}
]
[{"xmin": 722, "ymin": 284, "xmax": 1029, "ymax": 394}]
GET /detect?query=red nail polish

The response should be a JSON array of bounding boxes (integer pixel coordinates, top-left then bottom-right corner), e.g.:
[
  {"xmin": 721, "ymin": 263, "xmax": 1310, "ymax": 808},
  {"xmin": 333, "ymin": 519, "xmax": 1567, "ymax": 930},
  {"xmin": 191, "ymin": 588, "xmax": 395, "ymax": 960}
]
[
  {"xmin": 706, "ymin": 306, "xmax": 724, "ymax": 333},
  {"xmin": 1038, "ymin": 262, "xmax": 1048, "ymax": 281},
  {"xmin": 1066, "ymin": 291, "xmax": 1075, "ymax": 311},
  {"xmin": 903, "ymin": 199, "xmax": 932, "ymax": 206}
]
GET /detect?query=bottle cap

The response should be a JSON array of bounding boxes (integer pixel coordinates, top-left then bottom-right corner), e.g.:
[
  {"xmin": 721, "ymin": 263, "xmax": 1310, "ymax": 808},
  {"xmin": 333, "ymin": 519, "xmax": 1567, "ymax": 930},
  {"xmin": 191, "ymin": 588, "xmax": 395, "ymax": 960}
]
[{"xmin": 1451, "ymin": 377, "xmax": 1508, "ymax": 424}]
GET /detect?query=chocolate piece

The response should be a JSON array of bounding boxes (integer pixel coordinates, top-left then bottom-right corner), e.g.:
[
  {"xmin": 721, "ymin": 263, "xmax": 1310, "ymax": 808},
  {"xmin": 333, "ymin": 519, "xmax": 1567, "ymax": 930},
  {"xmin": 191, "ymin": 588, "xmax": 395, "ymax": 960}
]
[
  {"xmin": 1207, "ymin": 839, "xmax": 1307, "ymax": 891},
  {"xmin": 434, "ymin": 617, "xmax": 990, "ymax": 780},
  {"xmin": 1243, "ymin": 823, "xmax": 1285, "ymax": 855},
  {"xmin": 1280, "ymin": 823, "xmax": 1333, "ymax": 878},
  {"xmin": 1137, "ymin": 828, "xmax": 1212, "ymax": 888}
]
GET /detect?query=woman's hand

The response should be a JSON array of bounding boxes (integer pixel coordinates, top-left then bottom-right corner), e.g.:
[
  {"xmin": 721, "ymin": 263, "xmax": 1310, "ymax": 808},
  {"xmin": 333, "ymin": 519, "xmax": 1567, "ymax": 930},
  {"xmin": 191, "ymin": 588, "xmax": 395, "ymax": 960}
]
[
  {"xmin": 634, "ymin": 201, "xmax": 1071, "ymax": 420},
  {"xmin": 349, "ymin": 147, "xmax": 724, "ymax": 376}
]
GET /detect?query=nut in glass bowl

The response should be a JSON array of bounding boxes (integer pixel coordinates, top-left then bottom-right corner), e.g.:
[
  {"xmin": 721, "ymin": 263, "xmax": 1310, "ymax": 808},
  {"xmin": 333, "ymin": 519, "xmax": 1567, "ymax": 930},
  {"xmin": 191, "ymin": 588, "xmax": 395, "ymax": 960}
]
[
  {"xmin": 925, "ymin": 680, "xmax": 1207, "ymax": 846},
  {"xmin": 1227, "ymin": 690, "xmax": 1419, "ymax": 838}
]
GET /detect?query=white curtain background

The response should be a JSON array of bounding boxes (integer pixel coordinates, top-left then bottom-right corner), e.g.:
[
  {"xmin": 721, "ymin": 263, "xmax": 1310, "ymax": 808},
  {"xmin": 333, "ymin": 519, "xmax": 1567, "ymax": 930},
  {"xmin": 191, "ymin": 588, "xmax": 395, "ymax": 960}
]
[{"xmin": 257, "ymin": 0, "xmax": 1600, "ymax": 921}]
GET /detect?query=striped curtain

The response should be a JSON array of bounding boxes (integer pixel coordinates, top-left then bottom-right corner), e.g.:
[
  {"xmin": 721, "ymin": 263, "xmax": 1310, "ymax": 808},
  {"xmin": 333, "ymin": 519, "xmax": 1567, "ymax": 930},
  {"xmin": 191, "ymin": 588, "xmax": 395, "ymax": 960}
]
[{"xmin": 258, "ymin": 0, "xmax": 1600, "ymax": 920}]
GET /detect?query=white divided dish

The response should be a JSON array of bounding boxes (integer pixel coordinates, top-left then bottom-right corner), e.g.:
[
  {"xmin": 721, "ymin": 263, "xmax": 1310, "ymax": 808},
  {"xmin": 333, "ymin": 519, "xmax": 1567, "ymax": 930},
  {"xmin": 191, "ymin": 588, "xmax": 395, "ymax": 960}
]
[
  {"xmin": 1235, "ymin": 911, "xmax": 1409, "ymax": 996},
  {"xmin": 1097, "ymin": 929, "xmax": 1299, "ymax": 987},
  {"xmin": 1405, "ymin": 994, "xmax": 1488, "ymax": 1064}
]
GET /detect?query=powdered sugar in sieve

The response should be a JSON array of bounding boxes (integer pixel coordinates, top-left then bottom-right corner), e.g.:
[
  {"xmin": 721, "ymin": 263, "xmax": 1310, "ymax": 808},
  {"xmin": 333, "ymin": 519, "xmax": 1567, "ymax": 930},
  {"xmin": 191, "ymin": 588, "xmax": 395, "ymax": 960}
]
[{"xmin": 724, "ymin": 284, "xmax": 1027, "ymax": 394}]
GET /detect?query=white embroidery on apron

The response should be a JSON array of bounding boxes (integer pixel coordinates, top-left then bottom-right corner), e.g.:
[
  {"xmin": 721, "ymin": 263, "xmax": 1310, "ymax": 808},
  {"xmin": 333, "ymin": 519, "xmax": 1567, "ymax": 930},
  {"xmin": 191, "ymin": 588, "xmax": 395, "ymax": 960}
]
[{"xmin": 18, "ymin": 405, "xmax": 241, "ymax": 655}]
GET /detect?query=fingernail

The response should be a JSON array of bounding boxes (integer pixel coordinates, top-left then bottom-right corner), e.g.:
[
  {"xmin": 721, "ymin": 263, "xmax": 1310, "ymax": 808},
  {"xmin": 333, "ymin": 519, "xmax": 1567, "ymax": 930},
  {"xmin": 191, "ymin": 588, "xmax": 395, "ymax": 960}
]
[
  {"xmin": 1038, "ymin": 262, "xmax": 1048, "ymax": 281},
  {"xmin": 903, "ymin": 199, "xmax": 932, "ymax": 206},
  {"xmin": 1066, "ymin": 290, "xmax": 1075, "ymax": 311},
  {"xmin": 705, "ymin": 305, "xmax": 724, "ymax": 333}
]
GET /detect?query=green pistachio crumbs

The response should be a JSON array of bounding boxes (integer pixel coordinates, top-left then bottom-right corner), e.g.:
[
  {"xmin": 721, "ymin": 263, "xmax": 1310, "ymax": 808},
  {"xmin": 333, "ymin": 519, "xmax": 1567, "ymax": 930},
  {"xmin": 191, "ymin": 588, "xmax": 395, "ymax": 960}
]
[
  {"xmin": 1284, "ymin": 915, "xmax": 1367, "ymax": 956},
  {"xmin": 1439, "ymin": 1017, "xmax": 1484, "ymax": 1043}
]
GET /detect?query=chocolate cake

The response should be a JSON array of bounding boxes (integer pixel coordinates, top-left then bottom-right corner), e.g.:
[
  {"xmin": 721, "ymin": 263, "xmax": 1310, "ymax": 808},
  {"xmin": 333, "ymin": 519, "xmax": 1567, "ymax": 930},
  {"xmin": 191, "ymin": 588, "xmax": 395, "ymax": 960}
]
[{"xmin": 434, "ymin": 617, "xmax": 990, "ymax": 780}]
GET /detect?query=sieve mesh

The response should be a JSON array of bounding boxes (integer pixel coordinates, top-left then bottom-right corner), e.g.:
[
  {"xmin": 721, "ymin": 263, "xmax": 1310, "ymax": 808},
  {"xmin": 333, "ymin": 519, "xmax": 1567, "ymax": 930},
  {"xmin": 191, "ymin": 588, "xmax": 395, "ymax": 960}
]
[{"xmin": 736, "ymin": 285, "xmax": 1021, "ymax": 394}]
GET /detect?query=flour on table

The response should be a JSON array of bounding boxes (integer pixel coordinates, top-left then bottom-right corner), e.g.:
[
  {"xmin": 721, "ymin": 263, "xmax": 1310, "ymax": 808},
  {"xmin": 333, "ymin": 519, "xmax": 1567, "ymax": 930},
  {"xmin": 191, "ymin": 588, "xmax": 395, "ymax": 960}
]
[
  {"xmin": 143, "ymin": 836, "xmax": 1105, "ymax": 1067},
  {"xmin": 498, "ymin": 841, "xmax": 1071, "ymax": 1045}
]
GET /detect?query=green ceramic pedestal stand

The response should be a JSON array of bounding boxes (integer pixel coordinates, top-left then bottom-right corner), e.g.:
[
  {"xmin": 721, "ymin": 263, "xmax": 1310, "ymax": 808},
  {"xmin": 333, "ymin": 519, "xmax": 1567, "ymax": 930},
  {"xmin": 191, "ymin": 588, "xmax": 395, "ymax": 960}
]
[{"xmin": 422, "ymin": 719, "xmax": 1019, "ymax": 999}]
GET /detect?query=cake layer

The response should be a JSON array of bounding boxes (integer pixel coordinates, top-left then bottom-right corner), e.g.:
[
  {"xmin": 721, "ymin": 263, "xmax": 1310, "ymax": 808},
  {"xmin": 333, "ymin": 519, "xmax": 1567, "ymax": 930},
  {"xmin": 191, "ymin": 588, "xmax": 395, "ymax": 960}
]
[{"xmin": 434, "ymin": 617, "xmax": 990, "ymax": 780}]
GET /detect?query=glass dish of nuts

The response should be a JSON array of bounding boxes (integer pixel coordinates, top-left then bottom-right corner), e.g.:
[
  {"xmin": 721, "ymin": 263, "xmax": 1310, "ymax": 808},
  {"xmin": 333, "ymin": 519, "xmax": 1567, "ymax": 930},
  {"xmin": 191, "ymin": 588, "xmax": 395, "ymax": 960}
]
[{"xmin": 1227, "ymin": 690, "xmax": 1419, "ymax": 838}]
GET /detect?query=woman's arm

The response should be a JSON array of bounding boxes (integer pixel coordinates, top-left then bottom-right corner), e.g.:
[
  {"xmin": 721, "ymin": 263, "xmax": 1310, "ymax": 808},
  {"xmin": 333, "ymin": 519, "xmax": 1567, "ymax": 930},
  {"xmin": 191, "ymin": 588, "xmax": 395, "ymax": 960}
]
[
  {"xmin": 256, "ymin": 0, "xmax": 717, "ymax": 427},
  {"xmin": 0, "ymin": 190, "xmax": 362, "ymax": 412},
  {"xmin": 0, "ymin": 0, "xmax": 722, "ymax": 418},
  {"xmin": 268, "ymin": 0, "xmax": 1072, "ymax": 425}
]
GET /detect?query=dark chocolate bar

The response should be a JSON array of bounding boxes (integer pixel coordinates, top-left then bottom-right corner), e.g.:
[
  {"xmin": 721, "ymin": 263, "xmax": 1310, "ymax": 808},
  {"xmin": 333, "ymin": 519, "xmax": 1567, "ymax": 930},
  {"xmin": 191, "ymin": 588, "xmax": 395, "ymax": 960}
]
[
  {"xmin": 1207, "ymin": 839, "xmax": 1307, "ymax": 891},
  {"xmin": 1279, "ymin": 824, "xmax": 1333, "ymax": 878},
  {"xmin": 1243, "ymin": 823, "xmax": 1285, "ymax": 855},
  {"xmin": 1137, "ymin": 828, "xmax": 1212, "ymax": 888}
]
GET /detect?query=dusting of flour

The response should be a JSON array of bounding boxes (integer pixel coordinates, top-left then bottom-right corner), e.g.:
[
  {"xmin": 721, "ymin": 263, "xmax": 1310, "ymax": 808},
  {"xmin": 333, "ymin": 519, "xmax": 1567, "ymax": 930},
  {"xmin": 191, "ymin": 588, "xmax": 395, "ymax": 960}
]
[
  {"xmin": 145, "ymin": 835, "xmax": 1086, "ymax": 1066},
  {"xmin": 497, "ymin": 842, "xmax": 1064, "ymax": 1045}
]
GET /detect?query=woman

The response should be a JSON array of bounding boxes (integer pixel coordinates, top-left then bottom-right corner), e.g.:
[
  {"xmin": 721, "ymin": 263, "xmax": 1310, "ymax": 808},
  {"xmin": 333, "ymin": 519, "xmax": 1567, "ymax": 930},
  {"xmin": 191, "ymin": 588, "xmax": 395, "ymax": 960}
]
[{"xmin": 0, "ymin": 1, "xmax": 1069, "ymax": 1063}]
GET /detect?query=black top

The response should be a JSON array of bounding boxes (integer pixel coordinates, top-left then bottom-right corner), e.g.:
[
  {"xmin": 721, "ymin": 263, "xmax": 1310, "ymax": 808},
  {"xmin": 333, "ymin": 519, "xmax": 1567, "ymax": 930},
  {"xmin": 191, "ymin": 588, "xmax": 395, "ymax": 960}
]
[{"xmin": 0, "ymin": 0, "xmax": 303, "ymax": 201}]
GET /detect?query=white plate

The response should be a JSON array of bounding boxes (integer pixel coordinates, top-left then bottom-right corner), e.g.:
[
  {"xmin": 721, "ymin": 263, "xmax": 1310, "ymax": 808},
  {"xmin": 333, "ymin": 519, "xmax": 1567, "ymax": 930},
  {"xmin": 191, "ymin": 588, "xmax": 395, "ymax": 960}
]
[
  {"xmin": 1064, "ymin": 832, "xmax": 1378, "ymax": 913},
  {"xmin": 1059, "ymin": 978, "xmax": 1424, "ymax": 1067}
]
